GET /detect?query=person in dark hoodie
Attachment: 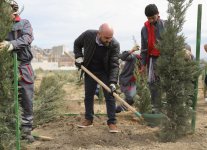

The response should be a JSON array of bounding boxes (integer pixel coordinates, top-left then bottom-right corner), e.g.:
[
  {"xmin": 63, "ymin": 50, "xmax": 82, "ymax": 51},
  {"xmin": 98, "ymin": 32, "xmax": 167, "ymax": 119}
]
[
  {"xmin": 116, "ymin": 45, "xmax": 141, "ymax": 113},
  {"xmin": 140, "ymin": 4, "xmax": 165, "ymax": 113},
  {"xmin": 0, "ymin": 1, "xmax": 35, "ymax": 142}
]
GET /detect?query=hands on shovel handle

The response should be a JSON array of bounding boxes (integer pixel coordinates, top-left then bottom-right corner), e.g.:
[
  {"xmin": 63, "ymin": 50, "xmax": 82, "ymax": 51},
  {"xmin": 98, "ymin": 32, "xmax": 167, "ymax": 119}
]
[
  {"xmin": 75, "ymin": 57, "xmax": 83, "ymax": 69},
  {"xmin": 81, "ymin": 65, "xmax": 143, "ymax": 120},
  {"xmin": 64, "ymin": 52, "xmax": 143, "ymax": 120},
  {"xmin": 109, "ymin": 83, "xmax": 117, "ymax": 94}
]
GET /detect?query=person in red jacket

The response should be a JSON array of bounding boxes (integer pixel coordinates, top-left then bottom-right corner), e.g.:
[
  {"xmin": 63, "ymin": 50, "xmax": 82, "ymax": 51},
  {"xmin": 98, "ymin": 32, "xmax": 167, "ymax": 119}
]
[{"xmin": 140, "ymin": 4, "xmax": 165, "ymax": 113}]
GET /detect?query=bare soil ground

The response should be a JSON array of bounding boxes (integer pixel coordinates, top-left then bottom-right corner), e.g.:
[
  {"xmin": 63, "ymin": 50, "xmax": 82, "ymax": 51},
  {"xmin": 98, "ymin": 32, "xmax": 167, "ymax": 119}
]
[{"xmin": 28, "ymin": 74, "xmax": 207, "ymax": 150}]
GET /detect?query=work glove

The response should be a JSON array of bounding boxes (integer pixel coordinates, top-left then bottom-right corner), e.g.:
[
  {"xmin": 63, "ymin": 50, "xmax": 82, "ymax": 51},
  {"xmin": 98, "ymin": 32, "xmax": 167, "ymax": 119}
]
[
  {"xmin": 75, "ymin": 57, "xmax": 83, "ymax": 69},
  {"xmin": 0, "ymin": 41, "xmax": 14, "ymax": 52},
  {"xmin": 109, "ymin": 83, "xmax": 117, "ymax": 94}
]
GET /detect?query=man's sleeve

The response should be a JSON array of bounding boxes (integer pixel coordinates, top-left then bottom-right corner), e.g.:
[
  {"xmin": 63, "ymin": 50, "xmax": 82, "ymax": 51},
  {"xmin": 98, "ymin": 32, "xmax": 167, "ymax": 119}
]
[
  {"xmin": 74, "ymin": 31, "xmax": 87, "ymax": 59},
  {"xmin": 109, "ymin": 41, "xmax": 120, "ymax": 84},
  {"xmin": 120, "ymin": 51, "xmax": 134, "ymax": 61},
  {"xmin": 10, "ymin": 20, "xmax": 34, "ymax": 50},
  {"xmin": 141, "ymin": 26, "xmax": 148, "ymax": 66}
]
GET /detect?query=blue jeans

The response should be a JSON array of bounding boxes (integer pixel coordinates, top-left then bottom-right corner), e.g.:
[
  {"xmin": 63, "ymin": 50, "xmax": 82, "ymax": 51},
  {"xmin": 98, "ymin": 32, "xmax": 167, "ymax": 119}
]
[{"xmin": 84, "ymin": 72, "xmax": 116, "ymax": 125}]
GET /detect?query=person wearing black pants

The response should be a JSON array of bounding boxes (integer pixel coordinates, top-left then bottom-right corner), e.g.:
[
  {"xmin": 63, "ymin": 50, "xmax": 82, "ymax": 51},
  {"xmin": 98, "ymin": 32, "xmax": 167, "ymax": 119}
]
[
  {"xmin": 140, "ymin": 4, "xmax": 165, "ymax": 113},
  {"xmin": 84, "ymin": 72, "xmax": 116, "ymax": 125},
  {"xmin": 73, "ymin": 23, "xmax": 120, "ymax": 133}
]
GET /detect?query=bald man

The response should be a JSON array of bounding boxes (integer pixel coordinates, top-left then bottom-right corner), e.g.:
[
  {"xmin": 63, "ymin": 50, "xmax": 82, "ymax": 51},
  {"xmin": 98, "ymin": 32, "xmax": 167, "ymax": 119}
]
[{"xmin": 74, "ymin": 23, "xmax": 120, "ymax": 133}]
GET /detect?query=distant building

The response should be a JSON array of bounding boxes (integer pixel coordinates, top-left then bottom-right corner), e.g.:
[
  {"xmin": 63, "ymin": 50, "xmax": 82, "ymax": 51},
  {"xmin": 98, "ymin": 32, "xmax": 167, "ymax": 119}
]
[
  {"xmin": 31, "ymin": 45, "xmax": 44, "ymax": 62},
  {"xmin": 58, "ymin": 53, "xmax": 74, "ymax": 67},
  {"xmin": 48, "ymin": 45, "xmax": 66, "ymax": 62},
  {"xmin": 31, "ymin": 45, "xmax": 75, "ymax": 70}
]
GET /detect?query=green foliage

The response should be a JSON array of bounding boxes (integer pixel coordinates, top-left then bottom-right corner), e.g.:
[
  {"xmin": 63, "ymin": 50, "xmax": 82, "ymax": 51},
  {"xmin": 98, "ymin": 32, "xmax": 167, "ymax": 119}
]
[
  {"xmin": 55, "ymin": 70, "xmax": 78, "ymax": 83},
  {"xmin": 0, "ymin": 0, "xmax": 13, "ymax": 42},
  {"xmin": 34, "ymin": 68, "xmax": 44, "ymax": 74},
  {"xmin": 133, "ymin": 59, "xmax": 152, "ymax": 113},
  {"xmin": 35, "ymin": 70, "xmax": 79, "ymax": 83},
  {"xmin": 34, "ymin": 75, "xmax": 66, "ymax": 126},
  {"xmin": 0, "ymin": 0, "xmax": 16, "ymax": 149},
  {"xmin": 156, "ymin": 0, "xmax": 201, "ymax": 142},
  {"xmin": 134, "ymin": 75, "xmax": 152, "ymax": 113}
]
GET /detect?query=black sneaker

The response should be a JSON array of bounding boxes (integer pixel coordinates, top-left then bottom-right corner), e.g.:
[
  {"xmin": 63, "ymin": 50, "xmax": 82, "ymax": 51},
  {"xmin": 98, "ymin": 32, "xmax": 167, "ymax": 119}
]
[
  {"xmin": 151, "ymin": 107, "xmax": 160, "ymax": 114},
  {"xmin": 21, "ymin": 127, "xmax": 35, "ymax": 143},
  {"xmin": 22, "ymin": 134, "xmax": 35, "ymax": 143},
  {"xmin": 116, "ymin": 105, "xmax": 127, "ymax": 113}
]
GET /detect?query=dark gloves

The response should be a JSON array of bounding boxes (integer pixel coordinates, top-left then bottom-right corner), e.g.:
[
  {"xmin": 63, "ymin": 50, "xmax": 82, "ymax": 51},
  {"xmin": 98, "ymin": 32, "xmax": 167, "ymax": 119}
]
[{"xmin": 75, "ymin": 57, "xmax": 83, "ymax": 69}]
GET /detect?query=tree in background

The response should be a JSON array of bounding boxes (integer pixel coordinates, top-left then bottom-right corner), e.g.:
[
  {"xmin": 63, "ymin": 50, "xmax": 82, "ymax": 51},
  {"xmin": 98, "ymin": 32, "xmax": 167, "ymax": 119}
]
[
  {"xmin": 156, "ymin": 0, "xmax": 201, "ymax": 142},
  {"xmin": 34, "ymin": 75, "xmax": 65, "ymax": 126},
  {"xmin": 0, "ymin": 0, "xmax": 16, "ymax": 149}
]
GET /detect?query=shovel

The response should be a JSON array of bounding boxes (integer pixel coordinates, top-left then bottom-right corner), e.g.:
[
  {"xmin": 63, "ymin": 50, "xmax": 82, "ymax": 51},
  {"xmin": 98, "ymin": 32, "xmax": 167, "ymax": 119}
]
[
  {"xmin": 64, "ymin": 52, "xmax": 143, "ymax": 119},
  {"xmin": 81, "ymin": 65, "xmax": 143, "ymax": 119}
]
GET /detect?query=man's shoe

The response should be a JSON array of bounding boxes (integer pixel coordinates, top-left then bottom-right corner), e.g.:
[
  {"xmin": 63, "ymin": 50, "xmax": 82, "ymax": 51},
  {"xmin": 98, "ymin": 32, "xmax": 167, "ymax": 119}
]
[
  {"xmin": 21, "ymin": 130, "xmax": 35, "ymax": 143},
  {"xmin": 22, "ymin": 134, "xmax": 35, "ymax": 143},
  {"xmin": 115, "ymin": 106, "xmax": 122, "ymax": 113},
  {"xmin": 151, "ymin": 107, "xmax": 160, "ymax": 114},
  {"xmin": 77, "ymin": 119, "xmax": 93, "ymax": 128},
  {"xmin": 108, "ymin": 124, "xmax": 119, "ymax": 133},
  {"xmin": 116, "ymin": 105, "xmax": 128, "ymax": 113}
]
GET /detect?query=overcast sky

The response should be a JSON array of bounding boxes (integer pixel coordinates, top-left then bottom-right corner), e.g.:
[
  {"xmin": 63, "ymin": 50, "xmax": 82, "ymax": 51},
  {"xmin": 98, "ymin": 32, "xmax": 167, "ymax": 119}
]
[{"xmin": 16, "ymin": 0, "xmax": 207, "ymax": 58}]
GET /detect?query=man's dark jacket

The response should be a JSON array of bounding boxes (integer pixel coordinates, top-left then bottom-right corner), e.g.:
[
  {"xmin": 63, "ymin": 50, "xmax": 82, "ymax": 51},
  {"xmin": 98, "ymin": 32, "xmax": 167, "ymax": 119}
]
[
  {"xmin": 74, "ymin": 30, "xmax": 120, "ymax": 83},
  {"xmin": 141, "ymin": 19, "xmax": 165, "ymax": 66},
  {"xmin": 6, "ymin": 18, "xmax": 34, "ymax": 64}
]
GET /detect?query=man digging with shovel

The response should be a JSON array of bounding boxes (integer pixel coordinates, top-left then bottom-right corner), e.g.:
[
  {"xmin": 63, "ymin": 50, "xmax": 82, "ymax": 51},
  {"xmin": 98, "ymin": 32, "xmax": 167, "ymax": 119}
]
[{"xmin": 74, "ymin": 23, "xmax": 120, "ymax": 133}]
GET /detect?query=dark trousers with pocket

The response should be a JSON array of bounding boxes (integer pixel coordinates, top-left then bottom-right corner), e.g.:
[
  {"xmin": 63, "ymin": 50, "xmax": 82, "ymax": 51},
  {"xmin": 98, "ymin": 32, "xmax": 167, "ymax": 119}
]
[
  {"xmin": 148, "ymin": 57, "xmax": 161, "ymax": 110},
  {"xmin": 84, "ymin": 72, "xmax": 116, "ymax": 125},
  {"xmin": 18, "ymin": 63, "xmax": 34, "ymax": 131}
]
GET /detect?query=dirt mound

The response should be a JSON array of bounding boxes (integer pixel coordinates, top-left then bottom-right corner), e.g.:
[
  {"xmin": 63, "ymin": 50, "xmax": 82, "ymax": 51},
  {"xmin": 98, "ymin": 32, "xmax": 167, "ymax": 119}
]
[
  {"xmin": 28, "ymin": 74, "xmax": 207, "ymax": 150},
  {"xmin": 29, "ymin": 115, "xmax": 159, "ymax": 150}
]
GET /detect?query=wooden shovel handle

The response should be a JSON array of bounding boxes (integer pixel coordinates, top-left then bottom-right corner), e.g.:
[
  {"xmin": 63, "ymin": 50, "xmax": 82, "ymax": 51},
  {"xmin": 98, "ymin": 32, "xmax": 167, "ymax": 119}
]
[{"xmin": 81, "ymin": 65, "xmax": 142, "ymax": 117}]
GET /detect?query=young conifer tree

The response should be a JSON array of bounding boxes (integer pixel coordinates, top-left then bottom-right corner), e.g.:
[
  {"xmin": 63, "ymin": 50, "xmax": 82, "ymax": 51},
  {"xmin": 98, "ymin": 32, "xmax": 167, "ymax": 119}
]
[
  {"xmin": 34, "ymin": 75, "xmax": 65, "ymax": 126},
  {"xmin": 0, "ymin": 0, "xmax": 16, "ymax": 149},
  {"xmin": 156, "ymin": 0, "xmax": 201, "ymax": 141},
  {"xmin": 134, "ymin": 61, "xmax": 152, "ymax": 113}
]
